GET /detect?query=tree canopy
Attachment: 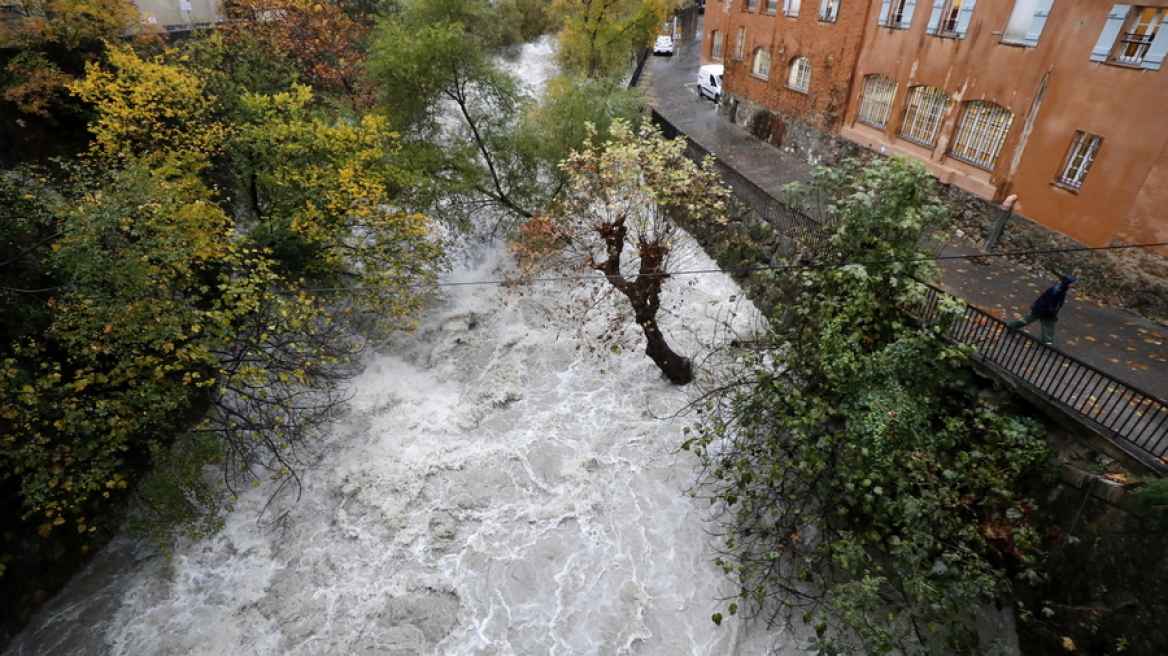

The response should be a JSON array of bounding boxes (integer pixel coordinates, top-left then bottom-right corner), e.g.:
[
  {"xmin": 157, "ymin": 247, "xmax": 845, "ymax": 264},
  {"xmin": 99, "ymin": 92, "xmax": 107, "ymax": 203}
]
[
  {"xmin": 513, "ymin": 119, "xmax": 732, "ymax": 384},
  {"xmin": 684, "ymin": 157, "xmax": 1050, "ymax": 654}
]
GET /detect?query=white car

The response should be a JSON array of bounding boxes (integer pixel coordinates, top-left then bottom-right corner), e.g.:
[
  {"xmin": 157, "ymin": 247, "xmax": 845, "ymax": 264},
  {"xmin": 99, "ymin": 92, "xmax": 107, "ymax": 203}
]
[
  {"xmin": 697, "ymin": 64, "xmax": 723, "ymax": 101},
  {"xmin": 653, "ymin": 35, "xmax": 674, "ymax": 56}
]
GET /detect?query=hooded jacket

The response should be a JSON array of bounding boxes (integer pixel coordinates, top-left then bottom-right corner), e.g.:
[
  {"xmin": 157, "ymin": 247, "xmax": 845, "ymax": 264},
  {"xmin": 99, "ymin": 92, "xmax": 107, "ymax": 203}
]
[{"xmin": 1030, "ymin": 274, "xmax": 1077, "ymax": 320}]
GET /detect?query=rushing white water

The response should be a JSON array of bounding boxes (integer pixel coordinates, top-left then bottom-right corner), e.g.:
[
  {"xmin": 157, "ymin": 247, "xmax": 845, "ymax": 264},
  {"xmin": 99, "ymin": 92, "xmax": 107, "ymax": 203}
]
[
  {"xmin": 6, "ymin": 38, "xmax": 818, "ymax": 656},
  {"xmin": 7, "ymin": 231, "xmax": 813, "ymax": 655}
]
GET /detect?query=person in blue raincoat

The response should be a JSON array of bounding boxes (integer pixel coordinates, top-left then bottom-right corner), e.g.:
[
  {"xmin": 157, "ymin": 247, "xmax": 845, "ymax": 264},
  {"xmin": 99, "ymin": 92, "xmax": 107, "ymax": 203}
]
[{"xmin": 1008, "ymin": 274, "xmax": 1077, "ymax": 345}]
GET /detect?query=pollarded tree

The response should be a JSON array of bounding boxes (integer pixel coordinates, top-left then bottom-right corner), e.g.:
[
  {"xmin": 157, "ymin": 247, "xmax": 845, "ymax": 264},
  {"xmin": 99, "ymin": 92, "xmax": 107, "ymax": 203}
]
[
  {"xmin": 685, "ymin": 156, "xmax": 1050, "ymax": 654},
  {"xmin": 512, "ymin": 119, "xmax": 732, "ymax": 385}
]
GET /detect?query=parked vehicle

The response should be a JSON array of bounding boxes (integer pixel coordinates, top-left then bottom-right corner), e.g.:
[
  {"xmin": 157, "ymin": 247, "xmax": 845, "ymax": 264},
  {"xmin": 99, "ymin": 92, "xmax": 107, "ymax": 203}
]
[
  {"xmin": 697, "ymin": 64, "xmax": 723, "ymax": 101},
  {"xmin": 653, "ymin": 35, "xmax": 674, "ymax": 56}
]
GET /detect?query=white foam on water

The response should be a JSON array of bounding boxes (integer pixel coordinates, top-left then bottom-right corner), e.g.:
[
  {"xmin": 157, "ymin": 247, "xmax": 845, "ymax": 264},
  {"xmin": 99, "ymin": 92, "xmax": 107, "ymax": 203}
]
[
  {"xmin": 7, "ymin": 235, "xmax": 810, "ymax": 656},
  {"xmin": 5, "ymin": 36, "xmax": 816, "ymax": 656}
]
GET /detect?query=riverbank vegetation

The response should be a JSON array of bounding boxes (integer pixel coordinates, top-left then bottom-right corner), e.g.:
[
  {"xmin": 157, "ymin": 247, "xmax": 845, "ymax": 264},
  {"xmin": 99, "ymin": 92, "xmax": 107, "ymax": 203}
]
[
  {"xmin": 0, "ymin": 0, "xmax": 666, "ymax": 644},
  {"xmin": 4, "ymin": 0, "xmax": 1065, "ymax": 653},
  {"xmin": 685, "ymin": 157, "xmax": 1053, "ymax": 654}
]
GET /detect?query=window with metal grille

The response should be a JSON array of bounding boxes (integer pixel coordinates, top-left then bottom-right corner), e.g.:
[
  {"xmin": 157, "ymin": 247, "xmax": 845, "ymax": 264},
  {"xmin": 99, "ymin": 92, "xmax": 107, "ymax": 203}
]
[
  {"xmin": 767, "ymin": 0, "xmax": 778, "ymax": 13},
  {"xmin": 1092, "ymin": 5, "xmax": 1168, "ymax": 69},
  {"xmin": 899, "ymin": 85, "xmax": 948, "ymax": 147},
  {"xmin": 787, "ymin": 56, "xmax": 811, "ymax": 91},
  {"xmin": 735, "ymin": 27, "xmax": 746, "ymax": 59},
  {"xmin": 747, "ymin": 0, "xmax": 758, "ymax": 11},
  {"xmin": 712, "ymin": 30, "xmax": 724, "ymax": 59},
  {"xmin": 753, "ymin": 47, "xmax": 772, "ymax": 77},
  {"xmin": 928, "ymin": 0, "xmax": 970, "ymax": 36},
  {"xmin": 1057, "ymin": 132, "xmax": 1103, "ymax": 189},
  {"xmin": 856, "ymin": 74, "xmax": 897, "ymax": 128},
  {"xmin": 948, "ymin": 101, "xmax": 1013, "ymax": 169},
  {"xmin": 1118, "ymin": 7, "xmax": 1166, "ymax": 64}
]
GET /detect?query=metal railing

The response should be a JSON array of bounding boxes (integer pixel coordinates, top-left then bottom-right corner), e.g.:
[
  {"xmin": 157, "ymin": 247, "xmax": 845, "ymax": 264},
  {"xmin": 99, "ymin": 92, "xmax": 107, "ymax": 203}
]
[
  {"xmin": 651, "ymin": 109, "xmax": 834, "ymax": 251},
  {"xmin": 647, "ymin": 108, "xmax": 1168, "ymax": 470},
  {"xmin": 918, "ymin": 287, "xmax": 1168, "ymax": 470}
]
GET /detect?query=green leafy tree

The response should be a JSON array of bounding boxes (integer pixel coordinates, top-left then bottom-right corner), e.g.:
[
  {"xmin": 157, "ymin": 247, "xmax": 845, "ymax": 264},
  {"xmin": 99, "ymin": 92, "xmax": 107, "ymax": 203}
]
[
  {"xmin": 552, "ymin": 0, "xmax": 672, "ymax": 79},
  {"xmin": 367, "ymin": 0, "xmax": 551, "ymax": 224},
  {"xmin": 685, "ymin": 157, "xmax": 1050, "ymax": 653},
  {"xmin": 231, "ymin": 85, "xmax": 445, "ymax": 315},
  {"xmin": 513, "ymin": 119, "xmax": 732, "ymax": 385}
]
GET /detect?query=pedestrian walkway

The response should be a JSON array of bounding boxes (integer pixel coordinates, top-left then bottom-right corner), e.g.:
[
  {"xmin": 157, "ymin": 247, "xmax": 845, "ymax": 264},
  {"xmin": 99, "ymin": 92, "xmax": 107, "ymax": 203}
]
[{"xmin": 638, "ymin": 29, "xmax": 1168, "ymax": 470}]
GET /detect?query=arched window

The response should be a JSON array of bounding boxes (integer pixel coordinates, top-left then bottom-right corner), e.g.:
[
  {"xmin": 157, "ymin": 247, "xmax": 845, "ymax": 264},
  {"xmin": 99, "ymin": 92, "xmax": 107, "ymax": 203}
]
[
  {"xmin": 787, "ymin": 56, "xmax": 811, "ymax": 92},
  {"xmin": 899, "ymin": 85, "xmax": 948, "ymax": 147},
  {"xmin": 752, "ymin": 47, "xmax": 771, "ymax": 78},
  {"xmin": 949, "ymin": 101, "xmax": 1014, "ymax": 169},
  {"xmin": 711, "ymin": 30, "xmax": 724, "ymax": 60},
  {"xmin": 856, "ymin": 74, "xmax": 897, "ymax": 128}
]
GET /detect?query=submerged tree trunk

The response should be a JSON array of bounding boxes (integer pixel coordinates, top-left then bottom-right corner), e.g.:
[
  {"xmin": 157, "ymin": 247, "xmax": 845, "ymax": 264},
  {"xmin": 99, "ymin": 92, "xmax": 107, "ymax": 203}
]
[
  {"xmin": 639, "ymin": 316, "xmax": 693, "ymax": 385},
  {"xmin": 593, "ymin": 223, "xmax": 693, "ymax": 385}
]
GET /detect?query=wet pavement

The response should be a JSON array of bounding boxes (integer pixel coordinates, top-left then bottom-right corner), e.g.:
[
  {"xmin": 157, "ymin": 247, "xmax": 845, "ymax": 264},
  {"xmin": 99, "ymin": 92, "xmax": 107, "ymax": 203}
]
[{"xmin": 640, "ymin": 25, "xmax": 1168, "ymax": 403}]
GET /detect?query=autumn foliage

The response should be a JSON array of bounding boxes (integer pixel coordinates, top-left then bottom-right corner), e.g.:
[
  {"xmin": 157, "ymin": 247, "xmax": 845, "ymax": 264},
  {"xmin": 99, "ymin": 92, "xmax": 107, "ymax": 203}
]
[{"xmin": 512, "ymin": 120, "xmax": 731, "ymax": 384}]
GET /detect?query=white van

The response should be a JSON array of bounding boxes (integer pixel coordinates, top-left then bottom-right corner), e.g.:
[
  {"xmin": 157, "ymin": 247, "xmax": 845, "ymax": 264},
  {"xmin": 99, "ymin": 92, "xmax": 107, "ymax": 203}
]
[{"xmin": 697, "ymin": 64, "xmax": 723, "ymax": 102}]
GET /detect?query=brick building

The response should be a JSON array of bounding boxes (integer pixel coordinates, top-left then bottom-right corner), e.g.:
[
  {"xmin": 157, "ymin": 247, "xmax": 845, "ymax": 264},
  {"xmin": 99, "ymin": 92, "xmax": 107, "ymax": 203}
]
[{"xmin": 702, "ymin": 0, "xmax": 1168, "ymax": 254}]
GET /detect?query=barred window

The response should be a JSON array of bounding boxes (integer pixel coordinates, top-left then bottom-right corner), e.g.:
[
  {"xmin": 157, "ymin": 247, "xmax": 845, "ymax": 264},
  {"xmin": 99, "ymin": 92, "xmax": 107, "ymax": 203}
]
[
  {"xmin": 712, "ymin": 30, "xmax": 724, "ymax": 59},
  {"xmin": 948, "ymin": 101, "xmax": 1013, "ymax": 169},
  {"xmin": 856, "ymin": 74, "xmax": 897, "ymax": 128},
  {"xmin": 767, "ymin": 0, "xmax": 778, "ymax": 13},
  {"xmin": 752, "ymin": 47, "xmax": 772, "ymax": 78},
  {"xmin": 1117, "ymin": 7, "xmax": 1166, "ymax": 64},
  {"xmin": 1056, "ymin": 132, "xmax": 1103, "ymax": 189},
  {"xmin": 747, "ymin": 0, "xmax": 758, "ymax": 11},
  {"xmin": 1092, "ymin": 5, "xmax": 1168, "ymax": 69},
  {"xmin": 735, "ymin": 27, "xmax": 746, "ymax": 60},
  {"xmin": 899, "ymin": 85, "xmax": 948, "ymax": 147},
  {"xmin": 787, "ymin": 56, "xmax": 811, "ymax": 91}
]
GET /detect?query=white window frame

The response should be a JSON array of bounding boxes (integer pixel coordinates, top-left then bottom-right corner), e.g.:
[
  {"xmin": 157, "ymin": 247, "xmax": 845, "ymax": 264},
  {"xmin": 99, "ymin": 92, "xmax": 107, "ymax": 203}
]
[
  {"xmin": 948, "ymin": 101, "xmax": 1014, "ymax": 169},
  {"xmin": 1056, "ymin": 132, "xmax": 1103, "ymax": 189},
  {"xmin": 712, "ymin": 30, "xmax": 724, "ymax": 59},
  {"xmin": 856, "ymin": 74, "xmax": 898, "ymax": 128},
  {"xmin": 747, "ymin": 0, "xmax": 758, "ymax": 11},
  {"xmin": 787, "ymin": 56, "xmax": 812, "ymax": 91},
  {"xmin": 1001, "ymin": 0, "xmax": 1054, "ymax": 46},
  {"xmin": 819, "ymin": 0, "xmax": 840, "ymax": 21},
  {"xmin": 878, "ymin": 0, "xmax": 918, "ymax": 29},
  {"xmin": 926, "ymin": 0, "xmax": 977, "ymax": 38},
  {"xmin": 767, "ymin": 0, "xmax": 779, "ymax": 12},
  {"xmin": 735, "ymin": 27, "xmax": 747, "ymax": 60},
  {"xmin": 899, "ymin": 85, "xmax": 948, "ymax": 147},
  {"xmin": 1091, "ymin": 5, "xmax": 1168, "ymax": 69},
  {"xmin": 753, "ymin": 48, "xmax": 772, "ymax": 77},
  {"xmin": 783, "ymin": 0, "xmax": 802, "ymax": 17}
]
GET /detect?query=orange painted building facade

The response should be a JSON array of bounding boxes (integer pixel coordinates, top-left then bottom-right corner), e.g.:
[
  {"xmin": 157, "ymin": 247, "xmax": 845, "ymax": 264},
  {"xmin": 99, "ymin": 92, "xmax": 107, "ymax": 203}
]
[{"xmin": 703, "ymin": 0, "xmax": 1168, "ymax": 251}]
